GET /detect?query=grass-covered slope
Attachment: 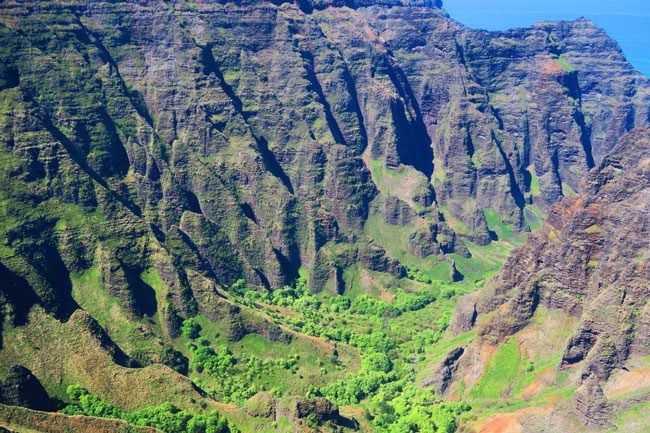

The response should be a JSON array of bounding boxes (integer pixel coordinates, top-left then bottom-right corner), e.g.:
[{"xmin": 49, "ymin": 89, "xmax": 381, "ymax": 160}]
[{"xmin": 1, "ymin": 266, "xmax": 487, "ymax": 433}]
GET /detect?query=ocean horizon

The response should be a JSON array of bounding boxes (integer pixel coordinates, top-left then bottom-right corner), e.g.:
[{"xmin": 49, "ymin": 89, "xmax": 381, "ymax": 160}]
[{"xmin": 444, "ymin": 0, "xmax": 650, "ymax": 76}]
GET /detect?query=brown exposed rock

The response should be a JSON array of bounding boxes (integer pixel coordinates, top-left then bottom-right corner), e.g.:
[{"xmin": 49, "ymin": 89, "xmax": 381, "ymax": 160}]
[
  {"xmin": 408, "ymin": 229, "xmax": 438, "ymax": 258},
  {"xmin": 379, "ymin": 196, "xmax": 415, "ymax": 226},
  {"xmin": 574, "ymin": 375, "xmax": 613, "ymax": 429},
  {"xmin": 294, "ymin": 397, "xmax": 339, "ymax": 423},
  {"xmin": 447, "ymin": 128, "xmax": 650, "ymax": 428},
  {"xmin": 358, "ymin": 242, "xmax": 406, "ymax": 278},
  {"xmin": 450, "ymin": 293, "xmax": 478, "ymax": 335},
  {"xmin": 422, "ymin": 346, "xmax": 465, "ymax": 396}
]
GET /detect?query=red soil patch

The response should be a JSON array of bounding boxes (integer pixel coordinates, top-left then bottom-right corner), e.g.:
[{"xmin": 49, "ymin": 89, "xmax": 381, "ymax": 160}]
[
  {"xmin": 480, "ymin": 413, "xmax": 521, "ymax": 433},
  {"xmin": 541, "ymin": 59, "xmax": 563, "ymax": 75},
  {"xmin": 294, "ymin": 331, "xmax": 336, "ymax": 352},
  {"xmin": 605, "ymin": 368, "xmax": 650, "ymax": 397},
  {"xmin": 479, "ymin": 406, "xmax": 553, "ymax": 433},
  {"xmin": 462, "ymin": 344, "xmax": 498, "ymax": 389},
  {"xmin": 479, "ymin": 344, "xmax": 499, "ymax": 367}
]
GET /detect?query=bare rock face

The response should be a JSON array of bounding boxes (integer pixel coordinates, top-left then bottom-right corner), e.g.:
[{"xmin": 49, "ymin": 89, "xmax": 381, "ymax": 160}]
[
  {"xmin": 446, "ymin": 128, "xmax": 650, "ymax": 428},
  {"xmin": 421, "ymin": 346, "xmax": 465, "ymax": 396},
  {"xmin": 574, "ymin": 375, "xmax": 613, "ymax": 429},
  {"xmin": 479, "ymin": 127, "xmax": 649, "ymax": 348},
  {"xmin": 358, "ymin": 242, "xmax": 407, "ymax": 277},
  {"xmin": 379, "ymin": 196, "xmax": 415, "ymax": 226},
  {"xmin": 450, "ymin": 293, "xmax": 477, "ymax": 334}
]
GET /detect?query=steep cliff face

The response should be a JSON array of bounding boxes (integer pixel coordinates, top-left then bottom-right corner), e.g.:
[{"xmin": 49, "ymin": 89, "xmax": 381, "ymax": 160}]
[
  {"xmin": 0, "ymin": 0, "xmax": 647, "ymax": 332},
  {"xmin": 0, "ymin": 0, "xmax": 648, "ymax": 431},
  {"xmin": 442, "ymin": 128, "xmax": 649, "ymax": 431}
]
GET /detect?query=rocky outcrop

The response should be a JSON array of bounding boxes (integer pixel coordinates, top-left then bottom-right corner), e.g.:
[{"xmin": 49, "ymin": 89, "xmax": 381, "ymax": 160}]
[
  {"xmin": 422, "ymin": 346, "xmax": 465, "ymax": 396},
  {"xmin": 358, "ymin": 242, "xmax": 407, "ymax": 277},
  {"xmin": 378, "ymin": 196, "xmax": 415, "ymax": 226},
  {"xmin": 478, "ymin": 127, "xmax": 649, "ymax": 348},
  {"xmin": 450, "ymin": 293, "xmax": 477, "ymax": 334},
  {"xmin": 574, "ymin": 375, "xmax": 613, "ymax": 429},
  {"xmin": 294, "ymin": 397, "xmax": 339, "ymax": 423},
  {"xmin": 310, "ymin": 241, "xmax": 405, "ymax": 293},
  {"xmin": 447, "ymin": 128, "xmax": 650, "ymax": 427},
  {"xmin": 408, "ymin": 229, "xmax": 438, "ymax": 258}
]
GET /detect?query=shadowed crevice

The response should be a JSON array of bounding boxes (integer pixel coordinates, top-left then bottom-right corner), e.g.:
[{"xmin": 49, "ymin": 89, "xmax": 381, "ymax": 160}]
[
  {"xmin": 73, "ymin": 15, "xmax": 155, "ymax": 128},
  {"xmin": 385, "ymin": 55, "xmax": 434, "ymax": 179},
  {"xmin": 35, "ymin": 104, "xmax": 143, "ymax": 217},
  {"xmin": 97, "ymin": 106, "xmax": 131, "ymax": 176},
  {"xmin": 491, "ymin": 130, "xmax": 525, "ymax": 209},
  {"xmin": 560, "ymin": 71, "xmax": 595, "ymax": 169},
  {"xmin": 199, "ymin": 43, "xmax": 295, "ymax": 195},
  {"xmin": 574, "ymin": 110, "xmax": 595, "ymax": 170},
  {"xmin": 0, "ymin": 262, "xmax": 40, "ymax": 349},
  {"xmin": 299, "ymin": 50, "xmax": 348, "ymax": 147},
  {"xmin": 123, "ymin": 266, "xmax": 157, "ymax": 317},
  {"xmin": 338, "ymin": 54, "xmax": 369, "ymax": 154}
]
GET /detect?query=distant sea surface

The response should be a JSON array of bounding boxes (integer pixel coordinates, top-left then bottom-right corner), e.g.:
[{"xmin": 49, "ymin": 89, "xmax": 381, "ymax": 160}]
[{"xmin": 443, "ymin": 0, "xmax": 650, "ymax": 76}]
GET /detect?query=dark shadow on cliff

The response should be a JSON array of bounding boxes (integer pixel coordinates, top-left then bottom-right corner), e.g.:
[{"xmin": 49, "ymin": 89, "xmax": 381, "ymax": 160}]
[
  {"xmin": 0, "ymin": 262, "xmax": 40, "ymax": 350},
  {"xmin": 385, "ymin": 55, "xmax": 434, "ymax": 179},
  {"xmin": 124, "ymin": 266, "xmax": 158, "ymax": 318},
  {"xmin": 199, "ymin": 43, "xmax": 295, "ymax": 195}
]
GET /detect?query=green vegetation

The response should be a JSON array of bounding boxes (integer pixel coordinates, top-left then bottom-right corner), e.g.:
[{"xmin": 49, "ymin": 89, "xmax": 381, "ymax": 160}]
[
  {"xmin": 555, "ymin": 56, "xmax": 576, "ymax": 72},
  {"xmin": 186, "ymin": 334, "xmax": 296, "ymax": 404},
  {"xmin": 562, "ymin": 182, "xmax": 576, "ymax": 197},
  {"xmin": 61, "ymin": 385, "xmax": 231, "ymax": 433},
  {"xmin": 524, "ymin": 205, "xmax": 545, "ymax": 231},
  {"xmin": 470, "ymin": 338, "xmax": 521, "ymax": 399},
  {"xmin": 365, "ymin": 214, "xmax": 455, "ymax": 282},
  {"xmin": 210, "ymin": 273, "xmax": 473, "ymax": 431},
  {"xmin": 527, "ymin": 166, "xmax": 541, "ymax": 197},
  {"xmin": 369, "ymin": 382, "xmax": 469, "ymax": 433},
  {"xmin": 449, "ymin": 240, "xmax": 513, "ymax": 282},
  {"xmin": 181, "ymin": 318, "xmax": 202, "ymax": 339},
  {"xmin": 611, "ymin": 401, "xmax": 650, "ymax": 432},
  {"xmin": 70, "ymin": 266, "xmax": 168, "ymax": 367},
  {"xmin": 483, "ymin": 209, "xmax": 525, "ymax": 244}
]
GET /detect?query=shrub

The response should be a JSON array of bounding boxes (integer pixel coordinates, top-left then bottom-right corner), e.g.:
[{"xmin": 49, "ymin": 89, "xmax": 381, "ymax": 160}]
[
  {"xmin": 362, "ymin": 353, "xmax": 393, "ymax": 373},
  {"xmin": 61, "ymin": 386, "xmax": 231, "ymax": 433},
  {"xmin": 181, "ymin": 317, "xmax": 202, "ymax": 340}
]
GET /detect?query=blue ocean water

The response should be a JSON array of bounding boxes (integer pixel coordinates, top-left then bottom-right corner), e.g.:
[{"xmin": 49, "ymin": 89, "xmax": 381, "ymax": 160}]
[{"xmin": 443, "ymin": 0, "xmax": 650, "ymax": 76}]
